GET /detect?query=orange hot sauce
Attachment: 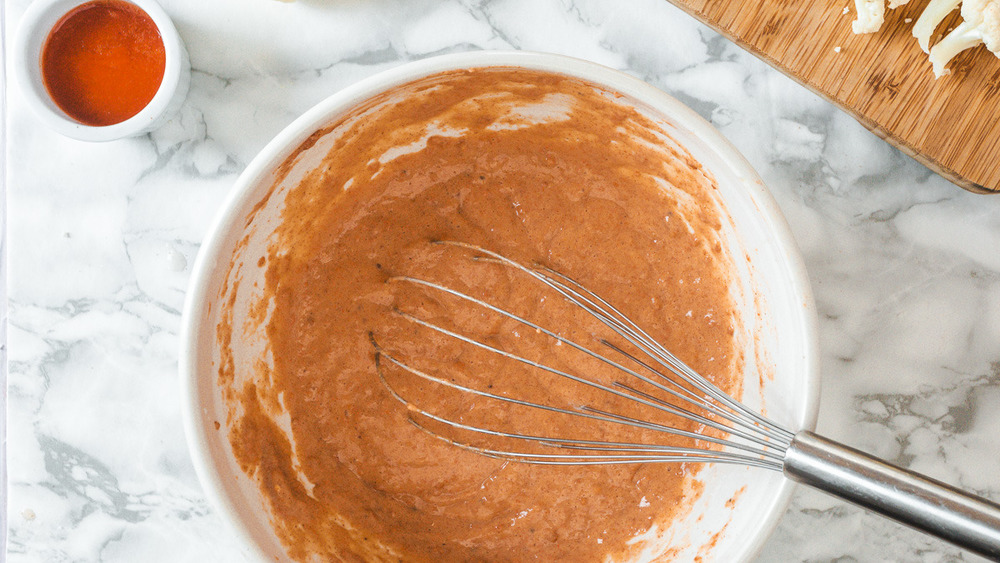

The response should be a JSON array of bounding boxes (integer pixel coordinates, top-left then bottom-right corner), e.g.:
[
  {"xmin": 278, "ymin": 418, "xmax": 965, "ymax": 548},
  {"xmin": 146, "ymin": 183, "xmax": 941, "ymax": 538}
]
[{"xmin": 41, "ymin": 0, "xmax": 166, "ymax": 127}]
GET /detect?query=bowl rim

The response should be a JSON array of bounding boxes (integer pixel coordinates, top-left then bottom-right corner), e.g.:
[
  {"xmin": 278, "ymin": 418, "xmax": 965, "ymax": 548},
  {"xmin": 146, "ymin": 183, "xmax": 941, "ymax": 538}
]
[
  {"xmin": 180, "ymin": 50, "xmax": 821, "ymax": 562},
  {"xmin": 12, "ymin": 0, "xmax": 189, "ymax": 141}
]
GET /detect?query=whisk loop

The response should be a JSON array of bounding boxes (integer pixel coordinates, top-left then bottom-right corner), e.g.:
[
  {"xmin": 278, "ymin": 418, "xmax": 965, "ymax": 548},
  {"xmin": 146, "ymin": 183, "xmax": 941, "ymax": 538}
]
[{"xmin": 371, "ymin": 240, "xmax": 791, "ymax": 471}]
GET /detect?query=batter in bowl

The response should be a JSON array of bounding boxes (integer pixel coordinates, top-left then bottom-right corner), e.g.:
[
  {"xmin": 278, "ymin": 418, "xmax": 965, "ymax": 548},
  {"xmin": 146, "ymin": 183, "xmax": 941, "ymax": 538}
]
[{"xmin": 218, "ymin": 68, "xmax": 744, "ymax": 562}]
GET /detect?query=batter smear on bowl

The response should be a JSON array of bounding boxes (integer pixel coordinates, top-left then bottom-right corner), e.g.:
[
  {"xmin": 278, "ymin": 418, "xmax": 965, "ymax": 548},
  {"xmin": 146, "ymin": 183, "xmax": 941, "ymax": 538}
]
[{"xmin": 218, "ymin": 68, "xmax": 745, "ymax": 562}]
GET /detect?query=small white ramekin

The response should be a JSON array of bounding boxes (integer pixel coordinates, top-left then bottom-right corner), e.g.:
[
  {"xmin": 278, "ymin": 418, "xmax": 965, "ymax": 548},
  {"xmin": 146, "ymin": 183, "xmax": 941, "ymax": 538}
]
[{"xmin": 12, "ymin": 0, "xmax": 191, "ymax": 141}]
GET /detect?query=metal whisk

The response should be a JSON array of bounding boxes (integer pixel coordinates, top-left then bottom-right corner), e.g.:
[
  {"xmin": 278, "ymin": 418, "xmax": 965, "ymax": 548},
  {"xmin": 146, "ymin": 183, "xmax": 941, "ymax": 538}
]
[{"xmin": 370, "ymin": 242, "xmax": 1000, "ymax": 559}]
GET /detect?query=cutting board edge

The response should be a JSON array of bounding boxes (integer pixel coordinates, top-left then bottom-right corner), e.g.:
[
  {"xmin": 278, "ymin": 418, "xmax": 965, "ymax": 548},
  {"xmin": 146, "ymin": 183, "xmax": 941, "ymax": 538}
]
[{"xmin": 666, "ymin": 0, "xmax": 998, "ymax": 195}]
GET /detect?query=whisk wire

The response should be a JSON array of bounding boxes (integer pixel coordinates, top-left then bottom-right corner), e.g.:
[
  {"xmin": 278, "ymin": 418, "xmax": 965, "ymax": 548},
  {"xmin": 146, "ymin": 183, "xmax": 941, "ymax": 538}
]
[
  {"xmin": 409, "ymin": 417, "xmax": 785, "ymax": 470},
  {"xmin": 391, "ymin": 277, "xmax": 772, "ymax": 446},
  {"xmin": 375, "ymin": 344, "xmax": 673, "ymax": 436},
  {"xmin": 600, "ymin": 341, "xmax": 791, "ymax": 448},
  {"xmin": 374, "ymin": 344, "xmax": 777, "ymax": 465},
  {"xmin": 590, "ymin": 385, "xmax": 786, "ymax": 460},
  {"xmin": 417, "ymin": 425, "xmax": 784, "ymax": 470},
  {"xmin": 378, "ymin": 358, "xmax": 785, "ymax": 471},
  {"xmin": 444, "ymin": 241, "xmax": 792, "ymax": 443},
  {"xmin": 532, "ymin": 262, "xmax": 793, "ymax": 443},
  {"xmin": 392, "ymin": 307, "xmax": 778, "ymax": 457}
]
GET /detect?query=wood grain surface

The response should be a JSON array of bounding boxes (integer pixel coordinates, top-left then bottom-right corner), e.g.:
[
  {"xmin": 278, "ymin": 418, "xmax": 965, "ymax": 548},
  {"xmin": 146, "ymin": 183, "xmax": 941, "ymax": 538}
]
[{"xmin": 667, "ymin": 0, "xmax": 1000, "ymax": 194}]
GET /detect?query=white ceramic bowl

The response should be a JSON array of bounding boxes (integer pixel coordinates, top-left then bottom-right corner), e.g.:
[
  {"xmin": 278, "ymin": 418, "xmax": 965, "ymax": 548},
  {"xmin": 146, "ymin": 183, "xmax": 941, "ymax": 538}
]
[
  {"xmin": 181, "ymin": 51, "xmax": 820, "ymax": 562},
  {"xmin": 13, "ymin": 0, "xmax": 190, "ymax": 141}
]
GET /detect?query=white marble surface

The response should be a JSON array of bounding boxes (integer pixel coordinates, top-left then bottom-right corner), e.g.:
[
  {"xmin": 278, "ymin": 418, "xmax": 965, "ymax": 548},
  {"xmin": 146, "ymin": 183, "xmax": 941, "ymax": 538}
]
[{"xmin": 5, "ymin": 0, "xmax": 1000, "ymax": 561}]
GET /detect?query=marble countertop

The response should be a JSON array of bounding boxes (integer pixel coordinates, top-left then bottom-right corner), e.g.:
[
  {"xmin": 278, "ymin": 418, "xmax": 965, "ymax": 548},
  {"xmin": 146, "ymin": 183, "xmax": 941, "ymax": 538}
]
[{"xmin": 5, "ymin": 0, "xmax": 1000, "ymax": 561}]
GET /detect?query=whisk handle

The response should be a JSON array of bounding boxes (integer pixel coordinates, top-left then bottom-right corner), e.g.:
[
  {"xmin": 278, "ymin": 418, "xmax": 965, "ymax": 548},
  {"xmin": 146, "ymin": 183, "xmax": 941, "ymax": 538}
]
[{"xmin": 783, "ymin": 431, "xmax": 1000, "ymax": 559}]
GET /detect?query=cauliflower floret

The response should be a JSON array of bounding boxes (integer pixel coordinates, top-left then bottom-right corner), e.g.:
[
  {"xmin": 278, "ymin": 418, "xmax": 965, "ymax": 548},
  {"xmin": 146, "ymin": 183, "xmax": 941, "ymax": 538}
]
[
  {"xmin": 852, "ymin": 0, "xmax": 912, "ymax": 33},
  {"xmin": 853, "ymin": 0, "xmax": 886, "ymax": 33},
  {"xmin": 853, "ymin": 0, "xmax": 1000, "ymax": 77},
  {"xmin": 928, "ymin": 0, "xmax": 1000, "ymax": 76},
  {"xmin": 984, "ymin": 1, "xmax": 1000, "ymax": 50},
  {"xmin": 912, "ymin": 0, "xmax": 963, "ymax": 52}
]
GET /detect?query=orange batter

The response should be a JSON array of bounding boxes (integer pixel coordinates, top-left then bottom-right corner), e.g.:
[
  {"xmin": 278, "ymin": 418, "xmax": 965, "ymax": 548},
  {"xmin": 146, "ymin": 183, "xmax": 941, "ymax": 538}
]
[{"xmin": 219, "ymin": 68, "xmax": 743, "ymax": 562}]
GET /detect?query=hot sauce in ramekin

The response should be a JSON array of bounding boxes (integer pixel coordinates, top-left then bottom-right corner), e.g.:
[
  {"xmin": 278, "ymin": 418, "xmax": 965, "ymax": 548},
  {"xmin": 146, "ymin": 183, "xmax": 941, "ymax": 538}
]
[{"xmin": 41, "ymin": 0, "xmax": 165, "ymax": 126}]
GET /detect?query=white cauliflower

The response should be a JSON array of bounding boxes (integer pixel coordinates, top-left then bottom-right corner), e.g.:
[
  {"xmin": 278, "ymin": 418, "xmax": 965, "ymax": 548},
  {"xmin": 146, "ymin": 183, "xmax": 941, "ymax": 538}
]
[
  {"xmin": 912, "ymin": 0, "xmax": 963, "ymax": 52},
  {"xmin": 928, "ymin": 0, "xmax": 1000, "ymax": 76},
  {"xmin": 852, "ymin": 0, "xmax": 912, "ymax": 33},
  {"xmin": 853, "ymin": 0, "xmax": 886, "ymax": 33},
  {"xmin": 852, "ymin": 0, "xmax": 1000, "ymax": 77}
]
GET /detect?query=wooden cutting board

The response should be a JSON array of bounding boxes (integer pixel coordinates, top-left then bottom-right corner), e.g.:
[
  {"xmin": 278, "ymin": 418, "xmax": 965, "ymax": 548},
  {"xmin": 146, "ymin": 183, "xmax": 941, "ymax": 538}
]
[{"xmin": 667, "ymin": 0, "xmax": 1000, "ymax": 194}]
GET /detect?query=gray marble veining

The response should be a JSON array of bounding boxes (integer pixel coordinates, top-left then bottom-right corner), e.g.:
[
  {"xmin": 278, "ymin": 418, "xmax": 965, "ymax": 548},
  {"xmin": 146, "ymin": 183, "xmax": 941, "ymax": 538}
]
[{"xmin": 5, "ymin": 0, "xmax": 1000, "ymax": 561}]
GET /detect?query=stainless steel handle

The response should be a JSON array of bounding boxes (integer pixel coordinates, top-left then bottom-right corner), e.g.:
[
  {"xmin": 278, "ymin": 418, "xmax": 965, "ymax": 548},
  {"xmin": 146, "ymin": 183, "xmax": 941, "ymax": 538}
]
[{"xmin": 783, "ymin": 431, "xmax": 1000, "ymax": 560}]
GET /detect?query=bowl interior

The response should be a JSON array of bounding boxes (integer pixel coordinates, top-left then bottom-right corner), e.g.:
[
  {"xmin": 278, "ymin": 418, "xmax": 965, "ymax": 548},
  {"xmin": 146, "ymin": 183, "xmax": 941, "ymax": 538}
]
[{"xmin": 182, "ymin": 52, "xmax": 818, "ymax": 562}]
